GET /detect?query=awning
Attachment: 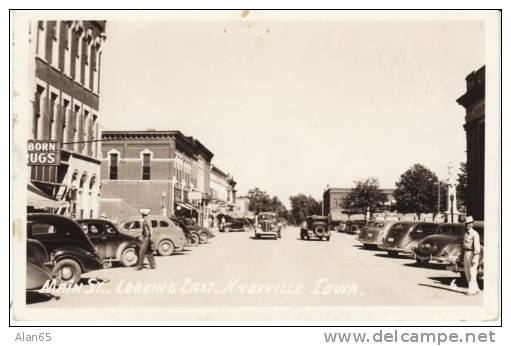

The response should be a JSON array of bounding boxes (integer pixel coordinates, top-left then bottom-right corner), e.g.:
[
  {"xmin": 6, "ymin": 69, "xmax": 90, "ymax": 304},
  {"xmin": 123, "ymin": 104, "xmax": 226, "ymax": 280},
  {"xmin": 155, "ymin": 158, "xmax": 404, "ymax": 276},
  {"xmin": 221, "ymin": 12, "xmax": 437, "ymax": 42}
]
[
  {"xmin": 175, "ymin": 202, "xmax": 197, "ymax": 211},
  {"xmin": 27, "ymin": 183, "xmax": 68, "ymax": 209}
]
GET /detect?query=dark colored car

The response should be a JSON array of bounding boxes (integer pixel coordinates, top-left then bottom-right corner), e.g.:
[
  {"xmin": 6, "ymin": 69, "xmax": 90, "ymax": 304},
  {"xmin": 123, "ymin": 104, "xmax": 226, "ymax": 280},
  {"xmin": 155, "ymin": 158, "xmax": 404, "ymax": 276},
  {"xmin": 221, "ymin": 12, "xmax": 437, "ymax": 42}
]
[
  {"xmin": 176, "ymin": 217, "xmax": 215, "ymax": 244},
  {"xmin": 27, "ymin": 239, "xmax": 52, "ymax": 290},
  {"xmin": 119, "ymin": 215, "xmax": 187, "ymax": 256},
  {"xmin": 27, "ymin": 213, "xmax": 104, "ymax": 284},
  {"xmin": 357, "ymin": 220, "xmax": 398, "ymax": 249},
  {"xmin": 378, "ymin": 221, "xmax": 438, "ymax": 257},
  {"xmin": 254, "ymin": 212, "xmax": 281, "ymax": 239},
  {"xmin": 300, "ymin": 215, "xmax": 331, "ymax": 241},
  {"xmin": 447, "ymin": 222, "xmax": 485, "ymax": 280},
  {"xmin": 223, "ymin": 218, "xmax": 254, "ymax": 232},
  {"xmin": 413, "ymin": 222, "xmax": 484, "ymax": 267},
  {"xmin": 76, "ymin": 219, "xmax": 140, "ymax": 267},
  {"xmin": 346, "ymin": 220, "xmax": 367, "ymax": 235}
]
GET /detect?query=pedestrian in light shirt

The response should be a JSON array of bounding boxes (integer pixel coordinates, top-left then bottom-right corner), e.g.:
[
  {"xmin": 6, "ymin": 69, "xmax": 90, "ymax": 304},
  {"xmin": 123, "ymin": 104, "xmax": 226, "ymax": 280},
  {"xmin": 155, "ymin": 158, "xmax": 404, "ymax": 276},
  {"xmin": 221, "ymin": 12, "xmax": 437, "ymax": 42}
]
[
  {"xmin": 462, "ymin": 216, "xmax": 481, "ymax": 295},
  {"xmin": 135, "ymin": 211, "xmax": 156, "ymax": 270}
]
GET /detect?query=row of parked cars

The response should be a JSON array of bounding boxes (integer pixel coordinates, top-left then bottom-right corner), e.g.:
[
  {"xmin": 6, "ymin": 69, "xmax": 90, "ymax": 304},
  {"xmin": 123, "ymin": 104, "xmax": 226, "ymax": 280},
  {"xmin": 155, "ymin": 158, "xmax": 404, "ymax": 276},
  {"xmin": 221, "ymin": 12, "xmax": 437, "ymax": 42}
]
[
  {"xmin": 352, "ymin": 219, "xmax": 484, "ymax": 281},
  {"xmin": 26, "ymin": 213, "xmax": 215, "ymax": 290}
]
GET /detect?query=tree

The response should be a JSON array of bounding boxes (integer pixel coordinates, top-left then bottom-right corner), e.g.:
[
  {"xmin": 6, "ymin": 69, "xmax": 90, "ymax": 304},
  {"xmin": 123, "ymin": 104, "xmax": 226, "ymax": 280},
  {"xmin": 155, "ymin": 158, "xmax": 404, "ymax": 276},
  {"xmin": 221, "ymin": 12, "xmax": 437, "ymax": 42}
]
[
  {"xmin": 289, "ymin": 194, "xmax": 322, "ymax": 225},
  {"xmin": 456, "ymin": 162, "xmax": 468, "ymax": 213},
  {"xmin": 247, "ymin": 187, "xmax": 288, "ymax": 219},
  {"xmin": 393, "ymin": 164, "xmax": 440, "ymax": 219},
  {"xmin": 342, "ymin": 177, "xmax": 387, "ymax": 219}
]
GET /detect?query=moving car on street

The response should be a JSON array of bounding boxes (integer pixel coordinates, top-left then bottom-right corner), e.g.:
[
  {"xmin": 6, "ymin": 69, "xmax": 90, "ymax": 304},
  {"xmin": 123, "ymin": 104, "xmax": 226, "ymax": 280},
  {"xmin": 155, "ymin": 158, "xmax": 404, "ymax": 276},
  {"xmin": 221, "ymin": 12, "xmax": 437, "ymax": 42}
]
[
  {"xmin": 119, "ymin": 215, "xmax": 187, "ymax": 256},
  {"xmin": 27, "ymin": 213, "xmax": 104, "ymax": 284},
  {"xmin": 357, "ymin": 220, "xmax": 398, "ymax": 249},
  {"xmin": 223, "ymin": 218, "xmax": 254, "ymax": 233},
  {"xmin": 27, "ymin": 239, "xmax": 52, "ymax": 290},
  {"xmin": 378, "ymin": 221, "xmax": 438, "ymax": 257},
  {"xmin": 446, "ymin": 222, "xmax": 484, "ymax": 281},
  {"xmin": 300, "ymin": 215, "xmax": 331, "ymax": 241},
  {"xmin": 76, "ymin": 219, "xmax": 140, "ymax": 267},
  {"xmin": 254, "ymin": 212, "xmax": 281, "ymax": 239}
]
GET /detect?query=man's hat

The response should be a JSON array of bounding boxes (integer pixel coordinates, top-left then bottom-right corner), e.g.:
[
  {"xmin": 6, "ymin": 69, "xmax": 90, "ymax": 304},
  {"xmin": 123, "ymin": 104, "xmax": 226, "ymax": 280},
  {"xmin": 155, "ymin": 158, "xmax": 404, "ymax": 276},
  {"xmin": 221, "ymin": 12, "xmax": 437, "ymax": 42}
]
[
  {"xmin": 140, "ymin": 210, "xmax": 149, "ymax": 216},
  {"xmin": 464, "ymin": 216, "xmax": 474, "ymax": 224}
]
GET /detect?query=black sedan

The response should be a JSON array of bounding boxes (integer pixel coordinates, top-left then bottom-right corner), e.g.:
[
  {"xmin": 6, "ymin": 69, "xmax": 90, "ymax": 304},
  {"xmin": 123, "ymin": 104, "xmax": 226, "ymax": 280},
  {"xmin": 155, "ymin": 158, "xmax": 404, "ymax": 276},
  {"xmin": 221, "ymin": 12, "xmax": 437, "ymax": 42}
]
[{"xmin": 28, "ymin": 213, "xmax": 104, "ymax": 284}]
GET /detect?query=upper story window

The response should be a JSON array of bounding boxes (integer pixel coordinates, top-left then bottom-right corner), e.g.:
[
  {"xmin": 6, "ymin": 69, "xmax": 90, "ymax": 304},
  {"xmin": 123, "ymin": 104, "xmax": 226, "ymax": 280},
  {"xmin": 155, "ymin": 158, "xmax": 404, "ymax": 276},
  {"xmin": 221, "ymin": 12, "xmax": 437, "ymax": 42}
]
[
  {"xmin": 36, "ymin": 21, "xmax": 47, "ymax": 60},
  {"xmin": 51, "ymin": 21, "xmax": 60, "ymax": 69},
  {"xmin": 75, "ymin": 30, "xmax": 84, "ymax": 83},
  {"xmin": 64, "ymin": 22, "xmax": 73, "ymax": 76},
  {"xmin": 142, "ymin": 153, "xmax": 151, "ymax": 180},
  {"xmin": 109, "ymin": 153, "xmax": 118, "ymax": 180},
  {"xmin": 84, "ymin": 36, "xmax": 93, "ymax": 89}
]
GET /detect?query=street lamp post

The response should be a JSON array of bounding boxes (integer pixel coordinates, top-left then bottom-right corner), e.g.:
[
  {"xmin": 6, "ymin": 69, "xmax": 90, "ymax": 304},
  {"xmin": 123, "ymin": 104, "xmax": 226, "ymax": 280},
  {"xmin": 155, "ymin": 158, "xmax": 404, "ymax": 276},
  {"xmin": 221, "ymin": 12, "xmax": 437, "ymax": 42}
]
[{"xmin": 449, "ymin": 194, "xmax": 454, "ymax": 223}]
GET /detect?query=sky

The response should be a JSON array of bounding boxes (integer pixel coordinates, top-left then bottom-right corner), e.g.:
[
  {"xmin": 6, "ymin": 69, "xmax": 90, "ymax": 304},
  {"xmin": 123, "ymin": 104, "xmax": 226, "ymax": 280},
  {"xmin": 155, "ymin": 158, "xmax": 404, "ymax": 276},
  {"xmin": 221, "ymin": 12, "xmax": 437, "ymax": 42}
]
[{"xmin": 99, "ymin": 17, "xmax": 485, "ymax": 208}]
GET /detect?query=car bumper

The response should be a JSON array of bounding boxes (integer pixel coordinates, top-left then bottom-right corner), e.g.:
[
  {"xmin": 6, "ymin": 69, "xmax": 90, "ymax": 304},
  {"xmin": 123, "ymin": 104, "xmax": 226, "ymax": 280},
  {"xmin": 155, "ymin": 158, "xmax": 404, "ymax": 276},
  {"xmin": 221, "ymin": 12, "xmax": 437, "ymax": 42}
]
[
  {"xmin": 413, "ymin": 253, "xmax": 451, "ymax": 264},
  {"xmin": 360, "ymin": 239, "xmax": 382, "ymax": 245},
  {"xmin": 255, "ymin": 230, "xmax": 278, "ymax": 236}
]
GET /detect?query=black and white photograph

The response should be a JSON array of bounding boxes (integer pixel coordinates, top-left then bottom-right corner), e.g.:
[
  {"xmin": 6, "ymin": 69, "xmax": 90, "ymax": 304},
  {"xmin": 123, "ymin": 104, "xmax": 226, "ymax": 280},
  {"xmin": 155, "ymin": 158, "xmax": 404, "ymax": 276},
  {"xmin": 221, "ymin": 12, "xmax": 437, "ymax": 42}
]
[{"xmin": 9, "ymin": 9, "xmax": 502, "ymax": 325}]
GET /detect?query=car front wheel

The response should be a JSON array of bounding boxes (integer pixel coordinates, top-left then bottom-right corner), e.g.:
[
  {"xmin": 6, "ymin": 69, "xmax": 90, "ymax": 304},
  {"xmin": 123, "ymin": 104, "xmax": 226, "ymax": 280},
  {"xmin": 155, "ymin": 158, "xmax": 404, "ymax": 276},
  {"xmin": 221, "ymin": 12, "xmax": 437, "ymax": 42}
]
[
  {"xmin": 53, "ymin": 258, "xmax": 82, "ymax": 284},
  {"xmin": 121, "ymin": 247, "xmax": 138, "ymax": 267},
  {"xmin": 157, "ymin": 239, "xmax": 175, "ymax": 256},
  {"xmin": 190, "ymin": 233, "xmax": 200, "ymax": 246},
  {"xmin": 199, "ymin": 232, "xmax": 208, "ymax": 244}
]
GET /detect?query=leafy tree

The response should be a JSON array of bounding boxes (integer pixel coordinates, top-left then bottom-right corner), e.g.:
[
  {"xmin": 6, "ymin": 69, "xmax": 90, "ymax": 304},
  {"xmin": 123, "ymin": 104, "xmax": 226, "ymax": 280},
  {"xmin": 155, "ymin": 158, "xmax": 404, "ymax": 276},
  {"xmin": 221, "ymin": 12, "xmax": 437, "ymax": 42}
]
[
  {"xmin": 456, "ymin": 162, "xmax": 468, "ymax": 213},
  {"xmin": 342, "ymin": 177, "xmax": 387, "ymax": 218},
  {"xmin": 247, "ymin": 187, "xmax": 288, "ymax": 219},
  {"xmin": 394, "ymin": 164, "xmax": 440, "ymax": 219},
  {"xmin": 289, "ymin": 194, "xmax": 322, "ymax": 225}
]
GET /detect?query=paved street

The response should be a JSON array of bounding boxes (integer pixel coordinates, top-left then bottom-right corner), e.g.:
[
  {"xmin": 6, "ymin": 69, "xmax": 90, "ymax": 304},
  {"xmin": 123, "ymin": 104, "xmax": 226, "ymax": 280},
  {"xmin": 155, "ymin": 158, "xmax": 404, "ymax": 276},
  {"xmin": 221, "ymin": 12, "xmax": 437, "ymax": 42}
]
[{"xmin": 29, "ymin": 227, "xmax": 481, "ymax": 308}]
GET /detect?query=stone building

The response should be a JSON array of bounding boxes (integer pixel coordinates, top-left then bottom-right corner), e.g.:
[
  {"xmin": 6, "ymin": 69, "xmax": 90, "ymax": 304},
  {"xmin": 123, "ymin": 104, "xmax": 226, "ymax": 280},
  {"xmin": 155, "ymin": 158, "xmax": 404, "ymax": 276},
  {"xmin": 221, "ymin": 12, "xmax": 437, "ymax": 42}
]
[
  {"xmin": 456, "ymin": 66, "xmax": 485, "ymax": 220},
  {"xmin": 28, "ymin": 20, "xmax": 106, "ymax": 218},
  {"xmin": 322, "ymin": 186, "xmax": 395, "ymax": 221},
  {"xmin": 99, "ymin": 130, "xmax": 214, "ymax": 224}
]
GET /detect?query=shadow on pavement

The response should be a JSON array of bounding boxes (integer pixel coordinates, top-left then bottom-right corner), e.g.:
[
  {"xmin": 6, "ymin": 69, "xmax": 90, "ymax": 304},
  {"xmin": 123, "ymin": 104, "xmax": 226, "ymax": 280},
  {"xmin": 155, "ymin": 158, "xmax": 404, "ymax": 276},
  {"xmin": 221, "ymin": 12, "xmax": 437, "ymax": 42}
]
[
  {"xmin": 26, "ymin": 291, "xmax": 60, "ymax": 305},
  {"xmin": 403, "ymin": 262, "xmax": 448, "ymax": 271}
]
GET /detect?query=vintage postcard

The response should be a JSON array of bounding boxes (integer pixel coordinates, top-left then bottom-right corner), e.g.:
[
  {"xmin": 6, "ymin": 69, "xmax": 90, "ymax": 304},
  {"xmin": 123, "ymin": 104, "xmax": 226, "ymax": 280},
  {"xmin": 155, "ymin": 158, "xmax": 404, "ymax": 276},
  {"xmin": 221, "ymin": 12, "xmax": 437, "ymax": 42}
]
[{"xmin": 10, "ymin": 10, "xmax": 501, "ymax": 323}]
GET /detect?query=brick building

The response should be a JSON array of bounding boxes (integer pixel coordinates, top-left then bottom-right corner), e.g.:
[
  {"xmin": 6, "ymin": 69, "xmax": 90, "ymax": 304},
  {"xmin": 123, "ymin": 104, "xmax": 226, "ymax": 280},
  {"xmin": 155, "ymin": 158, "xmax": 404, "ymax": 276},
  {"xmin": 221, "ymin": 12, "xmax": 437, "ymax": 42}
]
[
  {"xmin": 99, "ymin": 131, "xmax": 214, "ymax": 224},
  {"xmin": 456, "ymin": 66, "xmax": 485, "ymax": 220},
  {"xmin": 28, "ymin": 20, "xmax": 106, "ymax": 218},
  {"xmin": 323, "ymin": 187, "xmax": 395, "ymax": 221},
  {"xmin": 207, "ymin": 165, "xmax": 237, "ymax": 223}
]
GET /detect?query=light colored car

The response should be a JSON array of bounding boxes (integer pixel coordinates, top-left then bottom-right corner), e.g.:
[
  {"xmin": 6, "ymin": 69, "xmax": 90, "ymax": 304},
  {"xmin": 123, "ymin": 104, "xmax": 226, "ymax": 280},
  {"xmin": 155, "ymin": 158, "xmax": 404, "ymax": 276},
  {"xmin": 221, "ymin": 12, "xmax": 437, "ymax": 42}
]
[
  {"xmin": 254, "ymin": 212, "xmax": 281, "ymax": 239},
  {"xmin": 378, "ymin": 221, "xmax": 438, "ymax": 257},
  {"xmin": 118, "ymin": 215, "xmax": 187, "ymax": 256},
  {"xmin": 357, "ymin": 220, "xmax": 399, "ymax": 249}
]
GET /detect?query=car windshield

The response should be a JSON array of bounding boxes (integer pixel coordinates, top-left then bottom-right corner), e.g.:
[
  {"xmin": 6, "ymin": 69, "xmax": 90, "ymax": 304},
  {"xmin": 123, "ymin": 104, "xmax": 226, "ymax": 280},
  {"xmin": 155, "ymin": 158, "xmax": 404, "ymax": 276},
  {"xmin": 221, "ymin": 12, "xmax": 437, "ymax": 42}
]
[{"xmin": 259, "ymin": 214, "xmax": 275, "ymax": 220}]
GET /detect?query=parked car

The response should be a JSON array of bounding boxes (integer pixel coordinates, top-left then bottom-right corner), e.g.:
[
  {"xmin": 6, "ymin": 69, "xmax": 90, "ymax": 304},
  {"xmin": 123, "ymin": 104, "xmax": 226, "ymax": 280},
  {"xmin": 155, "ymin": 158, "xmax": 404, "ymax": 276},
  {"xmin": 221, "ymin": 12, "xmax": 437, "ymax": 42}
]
[
  {"xmin": 356, "ymin": 220, "xmax": 376, "ymax": 237},
  {"xmin": 357, "ymin": 220, "xmax": 398, "ymax": 249},
  {"xmin": 223, "ymin": 218, "xmax": 254, "ymax": 233},
  {"xmin": 254, "ymin": 212, "xmax": 281, "ymax": 239},
  {"xmin": 170, "ymin": 217, "xmax": 200, "ymax": 246},
  {"xmin": 346, "ymin": 220, "xmax": 367, "ymax": 235},
  {"xmin": 76, "ymin": 219, "xmax": 140, "ymax": 267},
  {"xmin": 300, "ymin": 215, "xmax": 331, "ymax": 241},
  {"xmin": 27, "ymin": 213, "xmax": 104, "ymax": 284},
  {"xmin": 446, "ymin": 222, "xmax": 484, "ymax": 280},
  {"xmin": 413, "ymin": 222, "xmax": 484, "ymax": 266},
  {"xmin": 378, "ymin": 221, "xmax": 438, "ymax": 257},
  {"xmin": 118, "ymin": 215, "xmax": 187, "ymax": 256},
  {"xmin": 176, "ymin": 217, "xmax": 215, "ymax": 244},
  {"xmin": 27, "ymin": 239, "xmax": 52, "ymax": 290}
]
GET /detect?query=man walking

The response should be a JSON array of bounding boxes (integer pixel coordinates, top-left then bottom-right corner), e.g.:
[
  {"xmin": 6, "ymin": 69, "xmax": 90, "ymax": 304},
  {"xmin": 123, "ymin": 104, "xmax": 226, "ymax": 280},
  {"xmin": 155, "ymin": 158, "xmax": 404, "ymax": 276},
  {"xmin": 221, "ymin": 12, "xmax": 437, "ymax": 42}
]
[
  {"xmin": 462, "ymin": 216, "xmax": 481, "ymax": 295},
  {"xmin": 135, "ymin": 211, "xmax": 156, "ymax": 270}
]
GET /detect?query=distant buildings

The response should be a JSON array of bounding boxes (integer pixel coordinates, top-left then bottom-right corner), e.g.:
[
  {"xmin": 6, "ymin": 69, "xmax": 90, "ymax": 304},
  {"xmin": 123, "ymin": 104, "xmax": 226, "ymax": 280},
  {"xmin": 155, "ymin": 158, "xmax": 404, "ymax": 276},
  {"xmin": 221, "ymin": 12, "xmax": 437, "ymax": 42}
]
[
  {"xmin": 28, "ymin": 21, "xmax": 107, "ymax": 218},
  {"xmin": 456, "ymin": 66, "xmax": 485, "ymax": 220},
  {"xmin": 322, "ymin": 187, "xmax": 395, "ymax": 221},
  {"xmin": 99, "ymin": 130, "xmax": 235, "ymax": 225}
]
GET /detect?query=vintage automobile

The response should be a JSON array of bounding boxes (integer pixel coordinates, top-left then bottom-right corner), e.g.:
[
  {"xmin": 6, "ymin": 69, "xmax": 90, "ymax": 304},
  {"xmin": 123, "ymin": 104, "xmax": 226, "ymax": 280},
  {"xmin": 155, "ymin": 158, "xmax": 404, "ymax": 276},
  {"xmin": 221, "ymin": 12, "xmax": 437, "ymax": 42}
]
[
  {"xmin": 345, "ymin": 220, "xmax": 367, "ymax": 235},
  {"xmin": 170, "ymin": 217, "xmax": 200, "ymax": 246},
  {"xmin": 378, "ymin": 221, "xmax": 438, "ymax": 257},
  {"xmin": 176, "ymin": 217, "xmax": 215, "ymax": 244},
  {"xmin": 119, "ymin": 215, "xmax": 187, "ymax": 256},
  {"xmin": 413, "ymin": 222, "xmax": 484, "ymax": 267},
  {"xmin": 356, "ymin": 220, "xmax": 377, "ymax": 237},
  {"xmin": 254, "ymin": 212, "xmax": 281, "ymax": 239},
  {"xmin": 76, "ymin": 219, "xmax": 140, "ymax": 267},
  {"xmin": 300, "ymin": 215, "xmax": 331, "ymax": 241},
  {"xmin": 27, "ymin": 239, "xmax": 52, "ymax": 290},
  {"xmin": 446, "ymin": 222, "xmax": 485, "ymax": 280},
  {"xmin": 27, "ymin": 213, "xmax": 104, "ymax": 284},
  {"xmin": 223, "ymin": 218, "xmax": 255, "ymax": 233},
  {"xmin": 357, "ymin": 220, "xmax": 398, "ymax": 249}
]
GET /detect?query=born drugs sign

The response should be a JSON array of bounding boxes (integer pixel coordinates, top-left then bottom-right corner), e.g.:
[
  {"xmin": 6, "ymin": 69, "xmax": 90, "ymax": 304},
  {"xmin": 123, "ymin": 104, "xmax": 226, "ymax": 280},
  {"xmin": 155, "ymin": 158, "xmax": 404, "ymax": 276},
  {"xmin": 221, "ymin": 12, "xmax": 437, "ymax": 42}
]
[{"xmin": 27, "ymin": 140, "xmax": 61, "ymax": 166}]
